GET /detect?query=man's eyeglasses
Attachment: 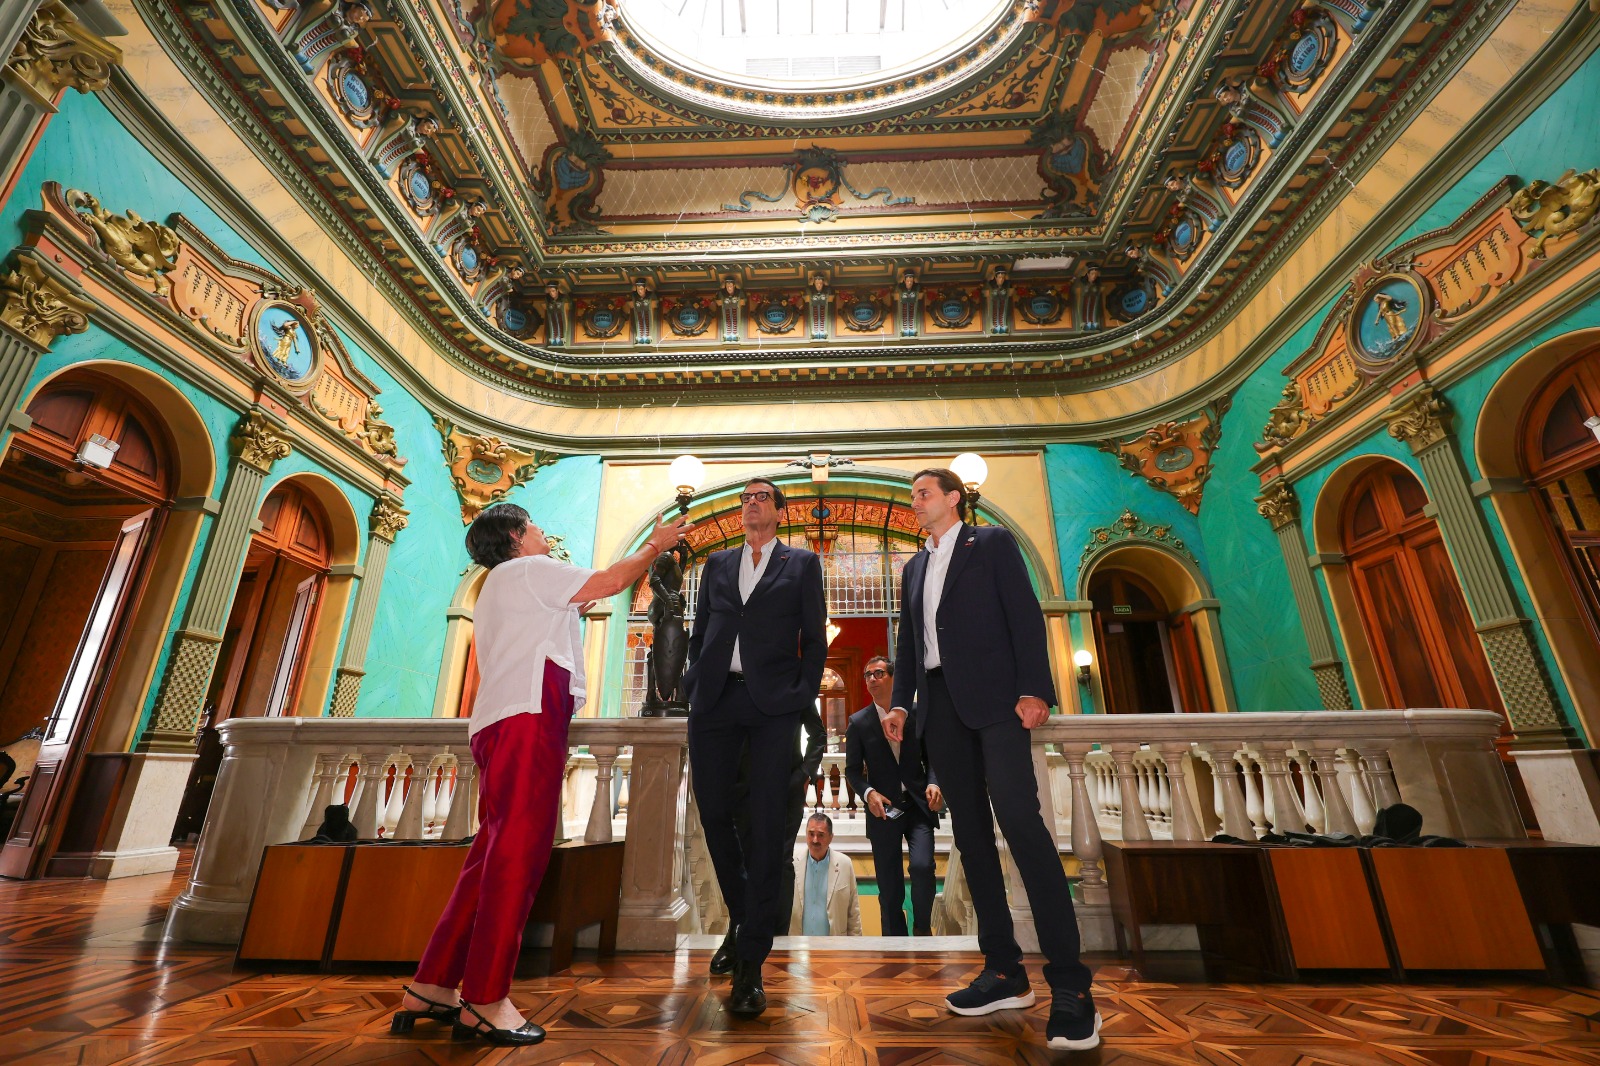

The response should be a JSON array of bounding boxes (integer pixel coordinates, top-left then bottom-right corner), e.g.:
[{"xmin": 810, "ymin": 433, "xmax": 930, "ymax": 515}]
[
  {"xmin": 863, "ymin": 668, "xmax": 890, "ymax": 679},
  {"xmin": 739, "ymin": 491, "xmax": 773, "ymax": 504}
]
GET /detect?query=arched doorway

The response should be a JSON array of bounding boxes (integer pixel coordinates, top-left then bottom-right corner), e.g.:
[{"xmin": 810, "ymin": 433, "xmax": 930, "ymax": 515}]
[
  {"xmin": 1520, "ymin": 349, "xmax": 1600, "ymax": 677},
  {"xmin": 1340, "ymin": 461, "xmax": 1504, "ymax": 723},
  {"xmin": 0, "ymin": 371, "xmax": 174, "ymax": 878},
  {"xmin": 1087, "ymin": 568, "xmax": 1212, "ymax": 713},
  {"xmin": 205, "ymin": 480, "xmax": 333, "ymax": 723}
]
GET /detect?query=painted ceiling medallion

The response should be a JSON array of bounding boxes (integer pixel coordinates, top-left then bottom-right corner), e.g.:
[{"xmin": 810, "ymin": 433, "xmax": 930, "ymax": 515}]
[{"xmin": 252, "ymin": 300, "xmax": 321, "ymax": 386}]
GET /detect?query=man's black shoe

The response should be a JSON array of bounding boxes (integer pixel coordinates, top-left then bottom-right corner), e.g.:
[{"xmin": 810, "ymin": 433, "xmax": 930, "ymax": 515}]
[
  {"xmin": 945, "ymin": 967, "xmax": 1035, "ymax": 1016},
  {"xmin": 709, "ymin": 924, "xmax": 738, "ymax": 976},
  {"xmin": 728, "ymin": 959, "xmax": 767, "ymax": 1017},
  {"xmin": 1045, "ymin": 990, "xmax": 1102, "ymax": 1051}
]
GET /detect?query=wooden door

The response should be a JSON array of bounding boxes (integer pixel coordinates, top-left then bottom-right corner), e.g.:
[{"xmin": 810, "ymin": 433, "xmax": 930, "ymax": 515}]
[
  {"xmin": 0, "ymin": 511, "xmax": 158, "ymax": 878},
  {"xmin": 1523, "ymin": 350, "xmax": 1600, "ymax": 666},
  {"xmin": 265, "ymin": 573, "xmax": 323, "ymax": 717},
  {"xmin": 1168, "ymin": 611, "xmax": 1214, "ymax": 714},
  {"xmin": 1342, "ymin": 463, "xmax": 1505, "ymax": 720}
]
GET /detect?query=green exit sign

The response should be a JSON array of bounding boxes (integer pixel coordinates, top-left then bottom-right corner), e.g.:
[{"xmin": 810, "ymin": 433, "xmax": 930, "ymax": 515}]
[{"xmin": 1113, "ymin": 605, "xmax": 1133, "ymax": 616}]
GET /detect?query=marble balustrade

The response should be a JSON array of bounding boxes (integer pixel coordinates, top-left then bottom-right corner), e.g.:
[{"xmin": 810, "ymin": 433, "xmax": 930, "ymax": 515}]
[{"xmin": 162, "ymin": 717, "xmax": 687, "ymax": 949}]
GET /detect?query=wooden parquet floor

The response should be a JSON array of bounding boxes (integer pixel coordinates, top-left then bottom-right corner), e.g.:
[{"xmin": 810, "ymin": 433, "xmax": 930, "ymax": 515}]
[{"xmin": 2, "ymin": 859, "xmax": 1599, "ymax": 1064}]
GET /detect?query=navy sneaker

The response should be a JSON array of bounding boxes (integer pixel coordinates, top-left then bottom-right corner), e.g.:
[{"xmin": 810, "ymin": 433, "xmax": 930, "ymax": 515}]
[
  {"xmin": 945, "ymin": 968, "xmax": 1035, "ymax": 1016},
  {"xmin": 1045, "ymin": 990, "xmax": 1102, "ymax": 1051}
]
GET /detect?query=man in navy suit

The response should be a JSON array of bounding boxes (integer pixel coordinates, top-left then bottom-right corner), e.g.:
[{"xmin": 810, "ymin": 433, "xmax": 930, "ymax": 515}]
[
  {"xmin": 886, "ymin": 468, "xmax": 1101, "ymax": 1052},
  {"xmin": 845, "ymin": 655, "xmax": 942, "ymax": 936},
  {"xmin": 684, "ymin": 477, "xmax": 827, "ymax": 1017}
]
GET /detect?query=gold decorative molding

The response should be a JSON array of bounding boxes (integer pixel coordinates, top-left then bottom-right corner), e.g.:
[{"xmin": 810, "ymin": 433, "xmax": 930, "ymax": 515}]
[
  {"xmin": 1255, "ymin": 479, "xmax": 1300, "ymax": 531},
  {"xmin": 230, "ymin": 409, "xmax": 293, "ymax": 472},
  {"xmin": 434, "ymin": 415, "xmax": 560, "ymax": 523},
  {"xmin": 0, "ymin": 255, "xmax": 92, "ymax": 348},
  {"xmin": 1509, "ymin": 168, "xmax": 1600, "ymax": 259},
  {"xmin": 65, "ymin": 189, "xmax": 181, "ymax": 297},
  {"xmin": 1080, "ymin": 509, "xmax": 1200, "ymax": 571},
  {"xmin": 6, "ymin": 1, "xmax": 122, "ymax": 100},
  {"xmin": 1100, "ymin": 398, "xmax": 1229, "ymax": 514},
  {"xmin": 1383, "ymin": 385, "xmax": 1452, "ymax": 453},
  {"xmin": 370, "ymin": 496, "xmax": 409, "ymax": 542}
]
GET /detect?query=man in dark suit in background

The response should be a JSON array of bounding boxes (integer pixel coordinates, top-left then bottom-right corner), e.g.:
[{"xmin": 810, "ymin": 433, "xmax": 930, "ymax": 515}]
[
  {"xmin": 886, "ymin": 468, "xmax": 1101, "ymax": 1052},
  {"xmin": 845, "ymin": 655, "xmax": 941, "ymax": 936},
  {"xmin": 685, "ymin": 477, "xmax": 827, "ymax": 1017}
]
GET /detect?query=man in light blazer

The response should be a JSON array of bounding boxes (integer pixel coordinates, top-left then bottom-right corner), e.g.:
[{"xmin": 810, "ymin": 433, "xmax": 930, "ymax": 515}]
[
  {"xmin": 684, "ymin": 477, "xmax": 827, "ymax": 1017},
  {"xmin": 788, "ymin": 812, "xmax": 861, "ymax": 936},
  {"xmin": 886, "ymin": 468, "xmax": 1101, "ymax": 1053}
]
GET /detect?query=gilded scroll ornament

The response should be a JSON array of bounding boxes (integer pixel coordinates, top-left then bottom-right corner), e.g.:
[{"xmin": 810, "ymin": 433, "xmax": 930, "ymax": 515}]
[
  {"xmin": 1508, "ymin": 168, "xmax": 1600, "ymax": 259},
  {"xmin": 355, "ymin": 402, "xmax": 399, "ymax": 457},
  {"xmin": 0, "ymin": 256, "xmax": 92, "ymax": 347},
  {"xmin": 1100, "ymin": 398, "xmax": 1229, "ymax": 514},
  {"xmin": 370, "ymin": 496, "xmax": 409, "ymax": 542},
  {"xmin": 230, "ymin": 410, "xmax": 293, "ymax": 472},
  {"xmin": 65, "ymin": 190, "xmax": 181, "ymax": 297},
  {"xmin": 1080, "ymin": 509, "xmax": 1200, "ymax": 569},
  {"xmin": 1255, "ymin": 381, "xmax": 1310, "ymax": 451},
  {"xmin": 1254, "ymin": 480, "xmax": 1300, "ymax": 531},
  {"xmin": 1382, "ymin": 386, "xmax": 1452, "ymax": 453},
  {"xmin": 435, "ymin": 416, "xmax": 560, "ymax": 522},
  {"xmin": 7, "ymin": 1, "xmax": 122, "ymax": 99}
]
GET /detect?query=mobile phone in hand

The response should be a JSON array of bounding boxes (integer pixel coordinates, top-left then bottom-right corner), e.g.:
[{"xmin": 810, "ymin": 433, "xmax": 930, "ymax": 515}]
[{"xmin": 883, "ymin": 804, "xmax": 904, "ymax": 820}]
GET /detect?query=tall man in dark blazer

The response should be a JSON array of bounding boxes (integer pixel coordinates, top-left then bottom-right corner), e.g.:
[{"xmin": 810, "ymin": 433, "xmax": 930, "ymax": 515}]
[
  {"xmin": 887, "ymin": 468, "xmax": 1101, "ymax": 1053},
  {"xmin": 845, "ymin": 655, "xmax": 942, "ymax": 936},
  {"xmin": 685, "ymin": 477, "xmax": 827, "ymax": 1017}
]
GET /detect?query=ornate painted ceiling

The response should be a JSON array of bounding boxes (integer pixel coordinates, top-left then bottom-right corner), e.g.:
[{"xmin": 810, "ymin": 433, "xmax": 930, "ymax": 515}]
[{"xmin": 140, "ymin": 0, "xmax": 1514, "ymax": 402}]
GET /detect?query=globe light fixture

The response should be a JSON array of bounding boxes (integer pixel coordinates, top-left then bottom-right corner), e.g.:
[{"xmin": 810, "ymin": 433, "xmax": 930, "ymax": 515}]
[
  {"xmin": 667, "ymin": 454, "xmax": 705, "ymax": 515},
  {"xmin": 951, "ymin": 451, "xmax": 989, "ymax": 516},
  {"xmin": 1074, "ymin": 648, "xmax": 1093, "ymax": 683}
]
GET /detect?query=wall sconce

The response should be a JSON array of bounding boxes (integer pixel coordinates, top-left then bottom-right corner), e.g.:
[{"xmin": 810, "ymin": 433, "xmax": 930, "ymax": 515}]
[
  {"xmin": 826, "ymin": 620, "xmax": 841, "ymax": 646},
  {"xmin": 950, "ymin": 451, "xmax": 988, "ymax": 512},
  {"xmin": 667, "ymin": 453, "xmax": 705, "ymax": 517},
  {"xmin": 1074, "ymin": 648, "xmax": 1093, "ymax": 684},
  {"xmin": 1585, "ymin": 414, "xmax": 1600, "ymax": 444}
]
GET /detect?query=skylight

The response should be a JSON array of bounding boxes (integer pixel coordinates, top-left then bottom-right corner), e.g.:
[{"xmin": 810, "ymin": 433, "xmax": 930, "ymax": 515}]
[{"xmin": 619, "ymin": 0, "xmax": 1012, "ymax": 88}]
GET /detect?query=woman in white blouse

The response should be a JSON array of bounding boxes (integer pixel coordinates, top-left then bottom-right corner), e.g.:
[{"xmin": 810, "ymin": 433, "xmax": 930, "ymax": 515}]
[{"xmin": 393, "ymin": 503, "xmax": 687, "ymax": 1047}]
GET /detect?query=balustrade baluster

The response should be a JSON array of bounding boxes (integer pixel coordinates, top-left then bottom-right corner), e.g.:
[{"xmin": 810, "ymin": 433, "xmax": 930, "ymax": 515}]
[
  {"xmin": 1338, "ymin": 745, "xmax": 1378, "ymax": 834},
  {"xmin": 1152, "ymin": 756, "xmax": 1173, "ymax": 831},
  {"xmin": 1359, "ymin": 744, "xmax": 1402, "ymax": 809},
  {"xmin": 350, "ymin": 750, "xmax": 390, "ymax": 839},
  {"xmin": 1289, "ymin": 747, "xmax": 1325, "ymax": 832},
  {"xmin": 299, "ymin": 752, "xmax": 344, "ymax": 840},
  {"xmin": 1257, "ymin": 743, "xmax": 1307, "ymax": 834},
  {"xmin": 1155, "ymin": 742, "xmax": 1204, "ymax": 841},
  {"xmin": 1108, "ymin": 745, "xmax": 1154, "ymax": 841},
  {"xmin": 1062, "ymin": 746, "xmax": 1108, "ymax": 905},
  {"xmin": 380, "ymin": 755, "xmax": 411, "ymax": 838},
  {"xmin": 442, "ymin": 752, "xmax": 476, "ymax": 838},
  {"xmin": 1305, "ymin": 741, "xmax": 1358, "ymax": 835},
  {"xmin": 1198, "ymin": 742, "xmax": 1253, "ymax": 839},
  {"xmin": 1240, "ymin": 750, "xmax": 1268, "ymax": 838},
  {"xmin": 394, "ymin": 752, "xmax": 434, "ymax": 839},
  {"xmin": 586, "ymin": 744, "xmax": 620, "ymax": 844}
]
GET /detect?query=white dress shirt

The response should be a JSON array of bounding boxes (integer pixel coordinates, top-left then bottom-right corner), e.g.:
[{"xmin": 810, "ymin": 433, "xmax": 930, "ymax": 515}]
[
  {"xmin": 729, "ymin": 537, "xmax": 775, "ymax": 672},
  {"xmin": 920, "ymin": 522, "xmax": 962, "ymax": 670},
  {"xmin": 469, "ymin": 554, "xmax": 596, "ymax": 737},
  {"xmin": 864, "ymin": 702, "xmax": 902, "ymax": 803}
]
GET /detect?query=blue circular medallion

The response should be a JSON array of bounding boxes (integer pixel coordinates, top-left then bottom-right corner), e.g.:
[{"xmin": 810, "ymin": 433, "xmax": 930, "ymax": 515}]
[
  {"xmin": 1120, "ymin": 288, "xmax": 1149, "ymax": 315},
  {"xmin": 940, "ymin": 299, "xmax": 965, "ymax": 320},
  {"xmin": 592, "ymin": 309, "xmax": 617, "ymax": 331},
  {"xmin": 763, "ymin": 305, "xmax": 787, "ymax": 326},
  {"xmin": 465, "ymin": 458, "xmax": 502, "ymax": 485},
  {"xmin": 851, "ymin": 303, "xmax": 875, "ymax": 324},
  {"xmin": 1354, "ymin": 276, "xmax": 1424, "ymax": 360},
  {"xmin": 1224, "ymin": 140, "xmax": 1251, "ymax": 174},
  {"xmin": 255, "ymin": 305, "xmax": 316, "ymax": 382},
  {"xmin": 1155, "ymin": 446, "xmax": 1195, "ymax": 473},
  {"xmin": 408, "ymin": 171, "xmax": 432, "ymax": 202},
  {"xmin": 458, "ymin": 246, "xmax": 478, "ymax": 271},
  {"xmin": 503, "ymin": 307, "xmax": 527, "ymax": 332},
  {"xmin": 1028, "ymin": 294, "xmax": 1057, "ymax": 318},
  {"xmin": 341, "ymin": 71, "xmax": 370, "ymax": 110},
  {"xmin": 1290, "ymin": 34, "xmax": 1321, "ymax": 76},
  {"xmin": 676, "ymin": 306, "xmax": 702, "ymax": 329}
]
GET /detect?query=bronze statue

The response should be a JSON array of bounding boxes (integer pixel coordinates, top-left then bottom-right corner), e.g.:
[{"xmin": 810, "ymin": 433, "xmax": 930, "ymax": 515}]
[{"xmin": 641, "ymin": 547, "xmax": 690, "ymax": 716}]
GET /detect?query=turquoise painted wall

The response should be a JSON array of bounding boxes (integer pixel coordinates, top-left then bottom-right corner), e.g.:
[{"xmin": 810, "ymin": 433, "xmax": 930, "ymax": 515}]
[
  {"xmin": 3, "ymin": 90, "xmax": 606, "ymax": 725},
  {"xmin": 1200, "ymin": 46, "xmax": 1600, "ymax": 725}
]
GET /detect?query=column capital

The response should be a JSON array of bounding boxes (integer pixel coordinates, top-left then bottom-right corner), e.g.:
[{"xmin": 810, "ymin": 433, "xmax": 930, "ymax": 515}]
[
  {"xmin": 370, "ymin": 495, "xmax": 409, "ymax": 542},
  {"xmin": 6, "ymin": 1, "xmax": 123, "ymax": 99},
  {"xmin": 230, "ymin": 409, "xmax": 291, "ymax": 473},
  {"xmin": 1255, "ymin": 478, "xmax": 1299, "ymax": 531},
  {"xmin": 0, "ymin": 253, "xmax": 92, "ymax": 348},
  {"xmin": 1384, "ymin": 385, "xmax": 1453, "ymax": 453}
]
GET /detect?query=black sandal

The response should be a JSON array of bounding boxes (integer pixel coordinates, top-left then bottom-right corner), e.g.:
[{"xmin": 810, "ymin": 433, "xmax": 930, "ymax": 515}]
[
  {"xmin": 389, "ymin": 985, "xmax": 462, "ymax": 1034},
  {"xmin": 451, "ymin": 1001, "xmax": 546, "ymax": 1046}
]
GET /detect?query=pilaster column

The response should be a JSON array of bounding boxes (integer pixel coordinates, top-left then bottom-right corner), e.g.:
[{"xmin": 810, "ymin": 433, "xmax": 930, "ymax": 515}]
[
  {"xmin": 1384, "ymin": 385, "xmax": 1573, "ymax": 745},
  {"xmin": 328, "ymin": 495, "xmax": 408, "ymax": 717},
  {"xmin": 138, "ymin": 409, "xmax": 291, "ymax": 751},
  {"xmin": 1, "ymin": 1, "xmax": 123, "ymax": 200},
  {"xmin": 1255, "ymin": 478, "xmax": 1354, "ymax": 708},
  {"xmin": 0, "ymin": 253, "xmax": 92, "ymax": 449}
]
